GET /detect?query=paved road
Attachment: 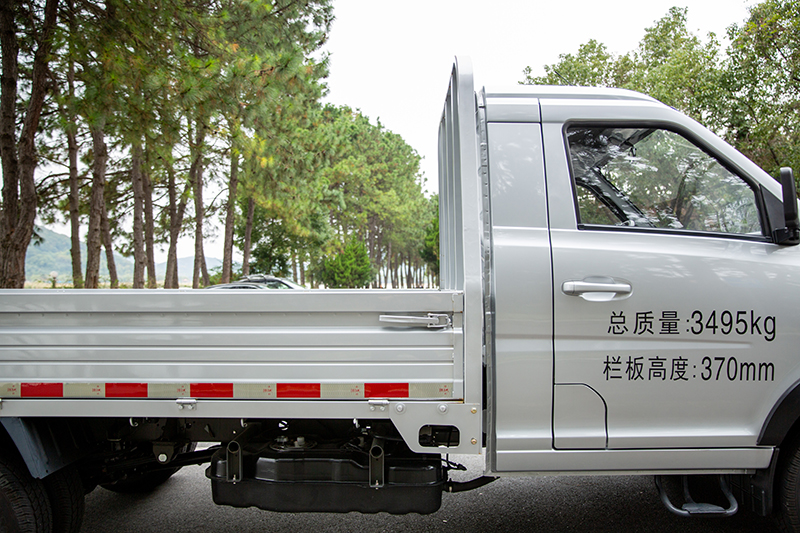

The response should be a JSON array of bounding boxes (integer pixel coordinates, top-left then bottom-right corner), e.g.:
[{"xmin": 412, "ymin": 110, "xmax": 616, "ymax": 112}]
[{"xmin": 80, "ymin": 456, "xmax": 779, "ymax": 532}]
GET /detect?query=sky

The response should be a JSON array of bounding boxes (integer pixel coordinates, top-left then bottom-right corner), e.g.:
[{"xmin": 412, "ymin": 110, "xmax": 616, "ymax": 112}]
[{"xmin": 321, "ymin": 0, "xmax": 758, "ymax": 193}]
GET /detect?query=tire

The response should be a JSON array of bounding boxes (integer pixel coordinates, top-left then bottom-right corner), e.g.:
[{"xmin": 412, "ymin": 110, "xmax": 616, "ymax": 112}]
[
  {"xmin": 777, "ymin": 438, "xmax": 800, "ymax": 532},
  {"xmin": 43, "ymin": 465, "xmax": 84, "ymax": 533},
  {"xmin": 0, "ymin": 449, "xmax": 52, "ymax": 533}
]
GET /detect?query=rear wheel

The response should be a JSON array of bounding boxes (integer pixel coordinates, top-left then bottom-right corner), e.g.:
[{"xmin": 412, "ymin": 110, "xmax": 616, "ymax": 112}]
[
  {"xmin": 0, "ymin": 450, "xmax": 52, "ymax": 533},
  {"xmin": 43, "ymin": 465, "xmax": 84, "ymax": 533}
]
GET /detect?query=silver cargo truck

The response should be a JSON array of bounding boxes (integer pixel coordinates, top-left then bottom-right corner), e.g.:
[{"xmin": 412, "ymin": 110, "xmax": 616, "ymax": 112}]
[{"xmin": 3, "ymin": 57, "xmax": 800, "ymax": 531}]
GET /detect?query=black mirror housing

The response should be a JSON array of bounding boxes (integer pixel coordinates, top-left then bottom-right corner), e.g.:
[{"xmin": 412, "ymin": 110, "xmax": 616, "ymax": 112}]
[{"xmin": 773, "ymin": 167, "xmax": 800, "ymax": 245}]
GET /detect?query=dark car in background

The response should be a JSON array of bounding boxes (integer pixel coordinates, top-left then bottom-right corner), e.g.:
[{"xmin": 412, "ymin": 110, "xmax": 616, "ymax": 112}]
[{"xmin": 206, "ymin": 274, "xmax": 304, "ymax": 290}]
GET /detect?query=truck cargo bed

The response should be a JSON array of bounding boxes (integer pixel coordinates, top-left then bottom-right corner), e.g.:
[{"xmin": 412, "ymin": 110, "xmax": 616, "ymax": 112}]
[{"xmin": 0, "ymin": 289, "xmax": 464, "ymax": 403}]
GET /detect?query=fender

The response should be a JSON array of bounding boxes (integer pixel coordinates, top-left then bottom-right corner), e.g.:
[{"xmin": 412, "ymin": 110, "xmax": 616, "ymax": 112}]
[
  {"xmin": 759, "ymin": 378, "xmax": 800, "ymax": 446},
  {"xmin": 0, "ymin": 418, "xmax": 87, "ymax": 479}
]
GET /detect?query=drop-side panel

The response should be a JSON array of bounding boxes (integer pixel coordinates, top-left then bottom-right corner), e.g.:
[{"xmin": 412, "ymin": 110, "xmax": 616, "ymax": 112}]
[{"xmin": 0, "ymin": 289, "xmax": 464, "ymax": 402}]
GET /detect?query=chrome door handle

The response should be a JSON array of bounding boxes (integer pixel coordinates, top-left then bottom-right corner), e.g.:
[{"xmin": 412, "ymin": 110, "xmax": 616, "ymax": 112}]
[{"xmin": 561, "ymin": 280, "xmax": 632, "ymax": 296}]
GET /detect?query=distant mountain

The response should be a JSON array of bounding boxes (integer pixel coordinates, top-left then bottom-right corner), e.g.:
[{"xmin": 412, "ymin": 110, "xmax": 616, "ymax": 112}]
[
  {"xmin": 160, "ymin": 256, "xmax": 223, "ymax": 285},
  {"xmin": 26, "ymin": 228, "xmax": 221, "ymax": 286}
]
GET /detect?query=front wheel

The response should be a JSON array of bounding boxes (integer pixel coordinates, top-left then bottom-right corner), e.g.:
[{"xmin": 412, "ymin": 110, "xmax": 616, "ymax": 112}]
[
  {"xmin": 0, "ymin": 449, "xmax": 52, "ymax": 532},
  {"xmin": 777, "ymin": 439, "xmax": 800, "ymax": 532}
]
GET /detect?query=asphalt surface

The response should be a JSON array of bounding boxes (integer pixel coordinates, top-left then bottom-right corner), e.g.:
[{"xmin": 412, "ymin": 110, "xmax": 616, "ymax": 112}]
[{"xmin": 80, "ymin": 455, "xmax": 780, "ymax": 532}]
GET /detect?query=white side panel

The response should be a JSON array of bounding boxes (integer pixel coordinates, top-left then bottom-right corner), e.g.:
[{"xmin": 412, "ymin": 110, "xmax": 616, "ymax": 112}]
[
  {"xmin": 541, "ymin": 98, "xmax": 800, "ymax": 451},
  {"xmin": 0, "ymin": 289, "xmax": 464, "ymax": 398},
  {"xmin": 553, "ymin": 384, "xmax": 607, "ymax": 449},
  {"xmin": 484, "ymin": 122, "xmax": 554, "ymax": 468},
  {"xmin": 495, "ymin": 447, "xmax": 773, "ymax": 473}
]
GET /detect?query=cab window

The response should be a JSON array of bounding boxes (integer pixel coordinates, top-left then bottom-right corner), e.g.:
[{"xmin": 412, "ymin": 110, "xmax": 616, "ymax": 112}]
[{"xmin": 567, "ymin": 126, "xmax": 763, "ymax": 236}]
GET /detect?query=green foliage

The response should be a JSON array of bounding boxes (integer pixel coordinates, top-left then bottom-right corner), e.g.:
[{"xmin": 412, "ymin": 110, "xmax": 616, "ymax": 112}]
[
  {"xmin": 522, "ymin": 8, "xmax": 722, "ymax": 126},
  {"xmin": 316, "ymin": 105, "xmax": 430, "ymax": 287},
  {"xmin": 236, "ymin": 204, "xmax": 294, "ymax": 278},
  {"xmin": 420, "ymin": 195, "xmax": 439, "ymax": 278},
  {"xmin": 207, "ymin": 265, "xmax": 243, "ymax": 286},
  {"xmin": 521, "ymin": 2, "xmax": 800, "ymax": 184},
  {"xmin": 22, "ymin": 0, "xmax": 334, "ymax": 287},
  {"xmin": 722, "ymin": 0, "xmax": 800, "ymax": 178},
  {"xmin": 318, "ymin": 239, "xmax": 374, "ymax": 288},
  {"xmin": 230, "ymin": 101, "xmax": 432, "ymax": 289},
  {"xmin": 522, "ymin": 39, "xmax": 628, "ymax": 87}
]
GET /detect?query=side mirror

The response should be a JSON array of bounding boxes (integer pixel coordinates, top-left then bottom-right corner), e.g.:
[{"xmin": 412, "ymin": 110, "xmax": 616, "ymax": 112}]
[{"xmin": 774, "ymin": 167, "xmax": 800, "ymax": 245}]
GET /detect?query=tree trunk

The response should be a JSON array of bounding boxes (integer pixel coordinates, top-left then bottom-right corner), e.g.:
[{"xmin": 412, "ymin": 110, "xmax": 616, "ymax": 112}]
[
  {"xmin": 221, "ymin": 150, "xmax": 239, "ymax": 283},
  {"xmin": 85, "ymin": 122, "xmax": 107, "ymax": 288},
  {"xmin": 375, "ymin": 234, "xmax": 383, "ymax": 288},
  {"xmin": 131, "ymin": 142, "xmax": 145, "ymax": 288},
  {"xmin": 143, "ymin": 152, "xmax": 157, "ymax": 288},
  {"xmin": 66, "ymin": 17, "xmax": 83, "ymax": 289},
  {"xmin": 101, "ymin": 202, "xmax": 118, "ymax": 288},
  {"xmin": 192, "ymin": 171, "xmax": 207, "ymax": 288},
  {"xmin": 164, "ymin": 161, "xmax": 178, "ymax": 288},
  {"xmin": 384, "ymin": 251, "xmax": 389, "ymax": 288},
  {"xmin": 191, "ymin": 120, "xmax": 208, "ymax": 288},
  {"xmin": 165, "ymin": 161, "xmax": 191, "ymax": 288},
  {"xmin": 299, "ymin": 252, "xmax": 305, "ymax": 286},
  {"xmin": 67, "ymin": 124, "xmax": 82, "ymax": 288},
  {"xmin": 0, "ymin": 0, "xmax": 58, "ymax": 288},
  {"xmin": 242, "ymin": 197, "xmax": 255, "ymax": 276}
]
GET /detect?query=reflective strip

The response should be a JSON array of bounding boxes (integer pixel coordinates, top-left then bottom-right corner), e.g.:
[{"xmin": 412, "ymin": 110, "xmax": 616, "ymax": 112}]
[
  {"xmin": 191, "ymin": 383, "xmax": 234, "ymax": 398},
  {"xmin": 106, "ymin": 383, "xmax": 148, "ymax": 398},
  {"xmin": 320, "ymin": 383, "xmax": 363, "ymax": 399},
  {"xmin": 233, "ymin": 383, "xmax": 276, "ymax": 399},
  {"xmin": 365, "ymin": 383, "xmax": 409, "ymax": 398},
  {"xmin": 409, "ymin": 383, "xmax": 453, "ymax": 398},
  {"xmin": 21, "ymin": 383, "xmax": 62, "ymax": 398},
  {"xmin": 64, "ymin": 383, "xmax": 104, "ymax": 397},
  {"xmin": 148, "ymin": 383, "xmax": 190, "ymax": 398},
  {"xmin": 0, "ymin": 383, "xmax": 20, "ymax": 398},
  {"xmin": 276, "ymin": 383, "xmax": 321, "ymax": 398},
  {"xmin": 1, "ymin": 382, "xmax": 454, "ymax": 400}
]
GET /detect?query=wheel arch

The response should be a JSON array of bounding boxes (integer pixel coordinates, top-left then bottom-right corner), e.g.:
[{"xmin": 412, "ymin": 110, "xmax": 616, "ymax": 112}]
[
  {"xmin": 759, "ymin": 378, "xmax": 800, "ymax": 447},
  {"xmin": 0, "ymin": 418, "xmax": 88, "ymax": 479}
]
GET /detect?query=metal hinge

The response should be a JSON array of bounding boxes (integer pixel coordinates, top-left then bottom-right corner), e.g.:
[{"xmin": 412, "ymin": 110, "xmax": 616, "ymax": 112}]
[
  {"xmin": 368, "ymin": 399, "xmax": 390, "ymax": 412},
  {"xmin": 176, "ymin": 398, "xmax": 197, "ymax": 410},
  {"xmin": 379, "ymin": 313, "xmax": 452, "ymax": 329}
]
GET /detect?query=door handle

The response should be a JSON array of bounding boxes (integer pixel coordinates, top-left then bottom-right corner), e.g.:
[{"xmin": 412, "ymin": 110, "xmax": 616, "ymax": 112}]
[{"xmin": 561, "ymin": 280, "xmax": 632, "ymax": 296}]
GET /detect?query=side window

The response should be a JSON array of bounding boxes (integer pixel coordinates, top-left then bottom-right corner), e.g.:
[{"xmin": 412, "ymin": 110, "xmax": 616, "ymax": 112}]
[{"xmin": 567, "ymin": 126, "xmax": 763, "ymax": 236}]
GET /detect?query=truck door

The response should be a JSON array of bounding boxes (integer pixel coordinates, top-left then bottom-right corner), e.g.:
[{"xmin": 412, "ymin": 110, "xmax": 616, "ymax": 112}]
[{"xmin": 544, "ymin": 121, "xmax": 793, "ymax": 450}]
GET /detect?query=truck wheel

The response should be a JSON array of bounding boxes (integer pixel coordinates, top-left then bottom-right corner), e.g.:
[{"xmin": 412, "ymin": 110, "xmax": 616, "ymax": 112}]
[
  {"xmin": 777, "ymin": 439, "xmax": 800, "ymax": 532},
  {"xmin": 0, "ymin": 450, "xmax": 52, "ymax": 532},
  {"xmin": 44, "ymin": 465, "xmax": 84, "ymax": 533}
]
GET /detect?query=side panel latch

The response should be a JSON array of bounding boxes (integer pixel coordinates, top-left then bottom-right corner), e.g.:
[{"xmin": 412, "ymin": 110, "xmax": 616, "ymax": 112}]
[{"xmin": 379, "ymin": 313, "xmax": 452, "ymax": 328}]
